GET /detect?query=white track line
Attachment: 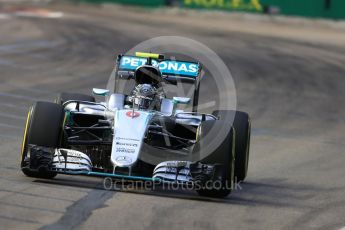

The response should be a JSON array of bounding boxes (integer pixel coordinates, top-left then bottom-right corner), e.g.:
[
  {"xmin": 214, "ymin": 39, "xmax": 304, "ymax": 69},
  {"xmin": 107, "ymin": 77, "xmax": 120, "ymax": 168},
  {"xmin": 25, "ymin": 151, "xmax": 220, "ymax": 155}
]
[
  {"xmin": 0, "ymin": 123, "xmax": 22, "ymax": 130},
  {"xmin": 0, "ymin": 112, "xmax": 26, "ymax": 121},
  {"xmin": 14, "ymin": 11, "xmax": 64, "ymax": 19},
  {"xmin": 0, "ymin": 102, "xmax": 29, "ymax": 109},
  {"xmin": 0, "ymin": 134, "xmax": 19, "ymax": 140},
  {"xmin": 0, "ymin": 92, "xmax": 40, "ymax": 101},
  {"xmin": 0, "ymin": 14, "xmax": 10, "ymax": 20}
]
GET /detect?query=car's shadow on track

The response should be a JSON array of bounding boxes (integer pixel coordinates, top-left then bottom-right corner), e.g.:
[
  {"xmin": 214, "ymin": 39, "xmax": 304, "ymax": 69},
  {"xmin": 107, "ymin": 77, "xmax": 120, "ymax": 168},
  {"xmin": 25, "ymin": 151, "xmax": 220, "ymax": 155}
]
[{"xmin": 33, "ymin": 176, "xmax": 325, "ymax": 207}]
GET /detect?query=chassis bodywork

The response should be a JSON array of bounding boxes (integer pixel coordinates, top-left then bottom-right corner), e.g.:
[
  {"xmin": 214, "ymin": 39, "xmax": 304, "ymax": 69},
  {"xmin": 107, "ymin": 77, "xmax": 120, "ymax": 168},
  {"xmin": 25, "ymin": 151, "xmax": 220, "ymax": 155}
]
[{"xmin": 22, "ymin": 53, "xmax": 237, "ymax": 193}]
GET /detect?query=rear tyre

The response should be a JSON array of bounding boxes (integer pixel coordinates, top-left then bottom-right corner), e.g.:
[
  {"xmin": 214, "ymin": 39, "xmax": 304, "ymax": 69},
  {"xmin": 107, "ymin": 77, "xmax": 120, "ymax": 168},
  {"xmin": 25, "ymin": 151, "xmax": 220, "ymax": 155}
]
[
  {"xmin": 194, "ymin": 120, "xmax": 235, "ymax": 198},
  {"xmin": 55, "ymin": 92, "xmax": 95, "ymax": 105},
  {"xmin": 20, "ymin": 102, "xmax": 65, "ymax": 178},
  {"xmin": 212, "ymin": 110, "xmax": 251, "ymax": 181}
]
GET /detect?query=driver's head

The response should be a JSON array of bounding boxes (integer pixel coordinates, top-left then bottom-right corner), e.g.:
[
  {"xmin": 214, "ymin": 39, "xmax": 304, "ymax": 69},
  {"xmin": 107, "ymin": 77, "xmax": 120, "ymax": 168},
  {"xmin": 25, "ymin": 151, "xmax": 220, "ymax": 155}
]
[{"xmin": 135, "ymin": 66, "xmax": 162, "ymax": 86}]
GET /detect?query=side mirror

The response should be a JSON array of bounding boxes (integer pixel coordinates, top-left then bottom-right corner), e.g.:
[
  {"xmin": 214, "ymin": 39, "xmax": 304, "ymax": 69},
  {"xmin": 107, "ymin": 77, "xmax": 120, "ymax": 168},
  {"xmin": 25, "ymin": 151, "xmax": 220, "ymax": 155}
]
[
  {"xmin": 173, "ymin": 97, "xmax": 190, "ymax": 104},
  {"xmin": 93, "ymin": 88, "xmax": 110, "ymax": 96}
]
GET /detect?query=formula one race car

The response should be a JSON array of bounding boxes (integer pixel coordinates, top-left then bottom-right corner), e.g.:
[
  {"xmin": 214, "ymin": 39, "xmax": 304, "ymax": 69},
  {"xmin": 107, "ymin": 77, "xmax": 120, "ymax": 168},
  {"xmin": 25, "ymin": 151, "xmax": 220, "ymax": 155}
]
[{"xmin": 20, "ymin": 52, "xmax": 251, "ymax": 197}]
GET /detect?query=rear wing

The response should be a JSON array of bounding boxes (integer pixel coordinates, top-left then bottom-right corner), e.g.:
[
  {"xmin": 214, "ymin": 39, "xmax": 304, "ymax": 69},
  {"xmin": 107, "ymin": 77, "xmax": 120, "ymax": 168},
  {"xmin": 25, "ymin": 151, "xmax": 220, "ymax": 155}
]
[
  {"xmin": 117, "ymin": 55, "xmax": 201, "ymax": 79},
  {"xmin": 114, "ymin": 53, "xmax": 202, "ymax": 112}
]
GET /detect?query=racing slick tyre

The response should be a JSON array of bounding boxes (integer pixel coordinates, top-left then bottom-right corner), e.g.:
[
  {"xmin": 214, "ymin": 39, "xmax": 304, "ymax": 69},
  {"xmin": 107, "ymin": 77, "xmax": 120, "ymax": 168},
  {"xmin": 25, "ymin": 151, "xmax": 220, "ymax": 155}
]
[
  {"xmin": 194, "ymin": 120, "xmax": 235, "ymax": 198},
  {"xmin": 55, "ymin": 92, "xmax": 95, "ymax": 105},
  {"xmin": 212, "ymin": 110, "xmax": 251, "ymax": 182},
  {"xmin": 20, "ymin": 102, "xmax": 65, "ymax": 179}
]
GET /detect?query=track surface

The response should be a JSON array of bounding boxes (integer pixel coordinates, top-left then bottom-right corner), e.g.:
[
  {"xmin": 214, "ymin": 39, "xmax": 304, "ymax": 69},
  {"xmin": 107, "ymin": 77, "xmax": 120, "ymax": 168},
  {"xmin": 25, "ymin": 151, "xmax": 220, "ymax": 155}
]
[{"xmin": 1, "ymin": 3, "xmax": 345, "ymax": 230}]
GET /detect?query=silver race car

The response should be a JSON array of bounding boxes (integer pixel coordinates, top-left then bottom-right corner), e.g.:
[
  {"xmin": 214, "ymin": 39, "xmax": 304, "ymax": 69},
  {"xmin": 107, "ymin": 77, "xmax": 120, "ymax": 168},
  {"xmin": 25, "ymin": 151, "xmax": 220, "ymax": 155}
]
[{"xmin": 20, "ymin": 52, "xmax": 251, "ymax": 197}]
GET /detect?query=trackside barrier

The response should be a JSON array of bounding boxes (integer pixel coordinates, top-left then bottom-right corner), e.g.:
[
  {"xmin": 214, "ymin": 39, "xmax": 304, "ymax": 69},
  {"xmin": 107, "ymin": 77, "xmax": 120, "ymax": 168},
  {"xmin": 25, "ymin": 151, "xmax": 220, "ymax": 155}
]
[
  {"xmin": 181, "ymin": 0, "xmax": 345, "ymax": 19},
  {"xmin": 78, "ymin": 0, "xmax": 345, "ymax": 20},
  {"xmin": 79, "ymin": 0, "xmax": 166, "ymax": 7}
]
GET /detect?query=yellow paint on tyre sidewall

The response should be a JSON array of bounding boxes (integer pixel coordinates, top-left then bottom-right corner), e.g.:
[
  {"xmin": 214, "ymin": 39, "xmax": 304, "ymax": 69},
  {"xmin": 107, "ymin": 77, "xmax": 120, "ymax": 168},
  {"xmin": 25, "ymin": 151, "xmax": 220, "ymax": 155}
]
[{"xmin": 20, "ymin": 108, "xmax": 32, "ymax": 162}]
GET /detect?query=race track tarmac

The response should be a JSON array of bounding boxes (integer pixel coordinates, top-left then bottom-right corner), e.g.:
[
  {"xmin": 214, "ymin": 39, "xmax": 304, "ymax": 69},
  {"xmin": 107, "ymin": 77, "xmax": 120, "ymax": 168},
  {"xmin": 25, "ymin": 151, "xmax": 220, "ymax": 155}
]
[{"xmin": 0, "ymin": 3, "xmax": 345, "ymax": 230}]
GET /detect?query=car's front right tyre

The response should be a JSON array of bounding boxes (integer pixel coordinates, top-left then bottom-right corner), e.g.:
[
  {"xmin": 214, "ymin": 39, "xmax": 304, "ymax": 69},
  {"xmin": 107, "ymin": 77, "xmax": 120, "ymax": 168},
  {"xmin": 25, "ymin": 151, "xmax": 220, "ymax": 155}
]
[{"xmin": 20, "ymin": 102, "xmax": 65, "ymax": 179}]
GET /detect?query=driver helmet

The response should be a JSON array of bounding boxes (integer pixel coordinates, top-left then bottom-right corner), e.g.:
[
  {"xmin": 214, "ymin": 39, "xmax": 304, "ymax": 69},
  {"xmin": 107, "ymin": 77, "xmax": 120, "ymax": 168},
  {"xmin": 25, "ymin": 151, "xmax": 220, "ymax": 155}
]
[{"xmin": 134, "ymin": 65, "xmax": 162, "ymax": 86}]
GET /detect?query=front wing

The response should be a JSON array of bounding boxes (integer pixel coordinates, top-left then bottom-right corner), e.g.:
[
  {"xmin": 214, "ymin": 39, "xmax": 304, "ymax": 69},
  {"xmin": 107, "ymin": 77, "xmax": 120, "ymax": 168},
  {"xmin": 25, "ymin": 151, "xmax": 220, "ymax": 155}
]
[{"xmin": 24, "ymin": 145, "xmax": 221, "ymax": 185}]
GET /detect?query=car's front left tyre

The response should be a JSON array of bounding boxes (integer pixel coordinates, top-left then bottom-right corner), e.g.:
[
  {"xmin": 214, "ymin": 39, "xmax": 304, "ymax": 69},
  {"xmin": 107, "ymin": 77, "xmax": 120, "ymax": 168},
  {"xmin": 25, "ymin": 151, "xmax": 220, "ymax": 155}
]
[
  {"xmin": 213, "ymin": 110, "xmax": 251, "ymax": 182},
  {"xmin": 194, "ymin": 120, "xmax": 236, "ymax": 198}
]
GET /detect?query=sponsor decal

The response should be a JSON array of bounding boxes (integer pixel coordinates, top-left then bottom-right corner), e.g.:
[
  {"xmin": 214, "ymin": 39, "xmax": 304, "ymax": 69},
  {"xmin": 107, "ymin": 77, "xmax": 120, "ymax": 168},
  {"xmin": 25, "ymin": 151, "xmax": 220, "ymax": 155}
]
[
  {"xmin": 167, "ymin": 161, "xmax": 188, "ymax": 167},
  {"xmin": 67, "ymin": 157, "xmax": 82, "ymax": 162},
  {"xmin": 68, "ymin": 152, "xmax": 82, "ymax": 157},
  {"xmin": 116, "ymin": 156, "xmax": 132, "ymax": 164},
  {"xmin": 116, "ymin": 142, "xmax": 138, "ymax": 147},
  {"xmin": 119, "ymin": 56, "xmax": 199, "ymax": 77},
  {"xmin": 116, "ymin": 147, "xmax": 135, "ymax": 154},
  {"xmin": 126, "ymin": 111, "xmax": 140, "ymax": 118},
  {"xmin": 116, "ymin": 137, "xmax": 140, "ymax": 142},
  {"xmin": 183, "ymin": 0, "xmax": 263, "ymax": 12}
]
